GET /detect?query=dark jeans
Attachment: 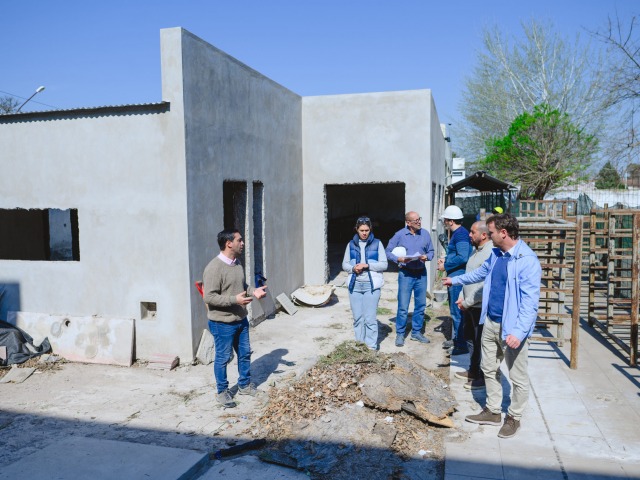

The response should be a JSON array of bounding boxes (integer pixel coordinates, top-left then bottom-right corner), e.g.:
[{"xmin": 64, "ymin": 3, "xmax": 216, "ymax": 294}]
[
  {"xmin": 208, "ymin": 318, "xmax": 251, "ymax": 393},
  {"xmin": 463, "ymin": 307, "xmax": 484, "ymax": 378}
]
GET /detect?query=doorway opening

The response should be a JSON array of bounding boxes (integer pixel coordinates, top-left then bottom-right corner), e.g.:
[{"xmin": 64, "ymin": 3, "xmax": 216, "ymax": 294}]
[
  {"xmin": 325, "ymin": 183, "xmax": 405, "ymax": 281},
  {"xmin": 223, "ymin": 181, "xmax": 247, "ymax": 263}
]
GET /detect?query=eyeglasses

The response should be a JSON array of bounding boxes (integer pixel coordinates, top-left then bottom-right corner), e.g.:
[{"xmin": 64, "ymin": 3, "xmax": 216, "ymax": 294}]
[
  {"xmin": 408, "ymin": 217, "xmax": 422, "ymax": 223},
  {"xmin": 356, "ymin": 216, "xmax": 371, "ymax": 223}
]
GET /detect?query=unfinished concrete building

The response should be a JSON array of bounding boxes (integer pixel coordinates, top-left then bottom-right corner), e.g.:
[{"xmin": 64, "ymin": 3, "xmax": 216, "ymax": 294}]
[{"xmin": 0, "ymin": 28, "xmax": 448, "ymax": 361}]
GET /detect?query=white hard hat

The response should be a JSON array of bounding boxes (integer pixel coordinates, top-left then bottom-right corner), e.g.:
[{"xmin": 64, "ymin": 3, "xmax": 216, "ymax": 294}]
[
  {"xmin": 391, "ymin": 246, "xmax": 407, "ymax": 258},
  {"xmin": 441, "ymin": 205, "xmax": 464, "ymax": 220}
]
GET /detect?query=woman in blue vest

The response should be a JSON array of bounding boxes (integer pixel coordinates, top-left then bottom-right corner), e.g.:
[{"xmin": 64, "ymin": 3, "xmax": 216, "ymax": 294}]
[{"xmin": 342, "ymin": 216, "xmax": 388, "ymax": 350}]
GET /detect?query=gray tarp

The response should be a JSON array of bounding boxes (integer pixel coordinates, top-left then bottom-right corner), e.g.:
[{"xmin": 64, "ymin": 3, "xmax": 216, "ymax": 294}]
[{"xmin": 0, "ymin": 319, "xmax": 51, "ymax": 366}]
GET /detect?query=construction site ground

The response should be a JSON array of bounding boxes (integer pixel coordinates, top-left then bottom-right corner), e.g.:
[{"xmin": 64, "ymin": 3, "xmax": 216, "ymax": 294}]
[{"xmin": 2, "ymin": 270, "xmax": 640, "ymax": 479}]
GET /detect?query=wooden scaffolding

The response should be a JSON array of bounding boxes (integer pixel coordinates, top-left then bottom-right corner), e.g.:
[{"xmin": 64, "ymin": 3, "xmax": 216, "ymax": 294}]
[
  {"xmin": 587, "ymin": 208, "xmax": 640, "ymax": 366},
  {"xmin": 519, "ymin": 217, "xmax": 584, "ymax": 369}
]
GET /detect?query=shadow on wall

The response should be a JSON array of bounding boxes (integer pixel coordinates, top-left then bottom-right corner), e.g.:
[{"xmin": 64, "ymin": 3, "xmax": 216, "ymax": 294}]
[{"xmin": 0, "ymin": 283, "xmax": 21, "ymax": 323}]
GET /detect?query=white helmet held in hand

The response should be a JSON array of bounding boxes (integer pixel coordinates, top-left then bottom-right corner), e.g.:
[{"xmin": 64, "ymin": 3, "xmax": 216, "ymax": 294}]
[
  {"xmin": 441, "ymin": 205, "xmax": 464, "ymax": 220},
  {"xmin": 391, "ymin": 246, "xmax": 407, "ymax": 258}
]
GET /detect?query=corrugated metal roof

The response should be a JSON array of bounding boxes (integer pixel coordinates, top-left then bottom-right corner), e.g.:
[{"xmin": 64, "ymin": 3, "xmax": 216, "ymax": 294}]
[
  {"xmin": 447, "ymin": 171, "xmax": 517, "ymax": 193},
  {"xmin": 0, "ymin": 101, "xmax": 170, "ymax": 123}
]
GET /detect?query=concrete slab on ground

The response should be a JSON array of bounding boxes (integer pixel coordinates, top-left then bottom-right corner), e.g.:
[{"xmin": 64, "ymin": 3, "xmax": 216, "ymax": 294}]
[
  {"xmin": 200, "ymin": 455, "xmax": 309, "ymax": 480},
  {"xmin": 0, "ymin": 436, "xmax": 208, "ymax": 480},
  {"xmin": 444, "ymin": 322, "xmax": 640, "ymax": 480}
]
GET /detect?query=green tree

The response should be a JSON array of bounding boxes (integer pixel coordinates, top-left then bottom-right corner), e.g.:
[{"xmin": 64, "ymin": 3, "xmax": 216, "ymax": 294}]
[
  {"xmin": 481, "ymin": 105, "xmax": 598, "ymax": 199},
  {"xmin": 595, "ymin": 161, "xmax": 626, "ymax": 189},
  {"xmin": 460, "ymin": 20, "xmax": 607, "ymax": 164},
  {"xmin": 0, "ymin": 96, "xmax": 19, "ymax": 114}
]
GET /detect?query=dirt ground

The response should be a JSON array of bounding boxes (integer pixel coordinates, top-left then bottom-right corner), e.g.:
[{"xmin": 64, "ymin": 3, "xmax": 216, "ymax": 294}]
[{"xmin": 1, "ymin": 273, "xmax": 460, "ymax": 479}]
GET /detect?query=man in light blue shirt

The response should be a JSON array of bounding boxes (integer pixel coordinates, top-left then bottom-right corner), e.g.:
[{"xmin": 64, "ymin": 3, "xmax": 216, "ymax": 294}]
[
  {"xmin": 386, "ymin": 211, "xmax": 435, "ymax": 347},
  {"xmin": 444, "ymin": 213, "xmax": 541, "ymax": 439}
]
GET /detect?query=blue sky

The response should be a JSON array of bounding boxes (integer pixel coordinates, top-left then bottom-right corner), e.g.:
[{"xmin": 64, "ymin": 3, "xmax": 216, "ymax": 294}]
[{"xmin": 2, "ymin": 0, "xmax": 637, "ymax": 133}]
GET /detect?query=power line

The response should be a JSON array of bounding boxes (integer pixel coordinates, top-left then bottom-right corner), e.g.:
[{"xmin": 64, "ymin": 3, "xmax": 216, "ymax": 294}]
[{"xmin": 0, "ymin": 89, "xmax": 60, "ymax": 110}]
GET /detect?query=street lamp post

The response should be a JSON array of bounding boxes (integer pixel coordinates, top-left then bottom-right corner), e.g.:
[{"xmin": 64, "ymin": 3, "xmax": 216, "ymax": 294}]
[{"xmin": 16, "ymin": 86, "xmax": 45, "ymax": 113}]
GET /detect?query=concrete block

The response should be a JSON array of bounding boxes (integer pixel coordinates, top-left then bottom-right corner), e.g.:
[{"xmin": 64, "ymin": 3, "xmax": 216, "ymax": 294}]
[
  {"xmin": 13, "ymin": 312, "xmax": 134, "ymax": 367},
  {"xmin": 196, "ymin": 329, "xmax": 214, "ymax": 365},
  {"xmin": 38, "ymin": 354, "xmax": 61, "ymax": 364},
  {"xmin": 147, "ymin": 354, "xmax": 179, "ymax": 370},
  {"xmin": 258, "ymin": 290, "xmax": 277, "ymax": 318},
  {"xmin": 0, "ymin": 436, "xmax": 208, "ymax": 480},
  {"xmin": 0, "ymin": 366, "xmax": 35, "ymax": 383},
  {"xmin": 275, "ymin": 293, "xmax": 297, "ymax": 316}
]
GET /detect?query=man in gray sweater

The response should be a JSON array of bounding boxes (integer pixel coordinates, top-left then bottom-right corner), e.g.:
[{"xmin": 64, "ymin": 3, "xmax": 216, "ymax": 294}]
[
  {"xmin": 203, "ymin": 229, "xmax": 267, "ymax": 408},
  {"xmin": 454, "ymin": 221, "xmax": 493, "ymax": 390}
]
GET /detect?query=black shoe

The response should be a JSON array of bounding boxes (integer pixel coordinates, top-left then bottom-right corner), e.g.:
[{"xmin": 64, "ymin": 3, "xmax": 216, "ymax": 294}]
[
  {"xmin": 464, "ymin": 378, "xmax": 486, "ymax": 390},
  {"xmin": 450, "ymin": 347, "xmax": 469, "ymax": 356},
  {"xmin": 442, "ymin": 340, "xmax": 453, "ymax": 349}
]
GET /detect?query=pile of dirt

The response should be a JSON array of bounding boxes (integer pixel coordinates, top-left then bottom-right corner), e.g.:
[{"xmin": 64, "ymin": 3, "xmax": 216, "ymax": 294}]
[{"xmin": 251, "ymin": 341, "xmax": 455, "ymax": 478}]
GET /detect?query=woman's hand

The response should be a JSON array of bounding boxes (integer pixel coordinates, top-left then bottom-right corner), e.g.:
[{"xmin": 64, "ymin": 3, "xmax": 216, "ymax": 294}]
[{"xmin": 353, "ymin": 263, "xmax": 368, "ymax": 274}]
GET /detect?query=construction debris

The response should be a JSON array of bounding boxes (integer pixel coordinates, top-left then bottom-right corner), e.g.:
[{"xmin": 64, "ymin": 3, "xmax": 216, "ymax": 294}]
[
  {"xmin": 275, "ymin": 293, "xmax": 298, "ymax": 316},
  {"xmin": 290, "ymin": 285, "xmax": 335, "ymax": 307},
  {"xmin": 211, "ymin": 438, "xmax": 267, "ymax": 460},
  {"xmin": 360, "ymin": 352, "xmax": 456, "ymax": 427},
  {"xmin": 0, "ymin": 365, "xmax": 36, "ymax": 384},
  {"xmin": 147, "ymin": 354, "xmax": 179, "ymax": 370},
  {"xmin": 253, "ymin": 342, "xmax": 453, "ymax": 477},
  {"xmin": 195, "ymin": 329, "xmax": 214, "ymax": 365}
]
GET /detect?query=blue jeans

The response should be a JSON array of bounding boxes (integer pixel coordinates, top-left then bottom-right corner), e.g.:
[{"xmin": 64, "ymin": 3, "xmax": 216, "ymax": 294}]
[
  {"xmin": 448, "ymin": 284, "xmax": 466, "ymax": 349},
  {"xmin": 208, "ymin": 318, "xmax": 251, "ymax": 393},
  {"xmin": 349, "ymin": 281, "xmax": 381, "ymax": 350},
  {"xmin": 396, "ymin": 268, "xmax": 427, "ymax": 337}
]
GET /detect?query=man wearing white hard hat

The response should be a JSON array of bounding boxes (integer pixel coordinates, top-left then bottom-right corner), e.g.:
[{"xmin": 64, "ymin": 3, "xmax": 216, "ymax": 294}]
[
  {"xmin": 385, "ymin": 211, "xmax": 435, "ymax": 347},
  {"xmin": 437, "ymin": 205, "xmax": 472, "ymax": 356}
]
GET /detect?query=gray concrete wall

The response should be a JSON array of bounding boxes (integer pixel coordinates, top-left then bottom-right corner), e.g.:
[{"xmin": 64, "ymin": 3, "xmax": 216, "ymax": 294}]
[
  {"xmin": 428, "ymin": 98, "xmax": 449, "ymax": 283},
  {"xmin": 302, "ymin": 90, "xmax": 446, "ymax": 287},
  {"xmin": 171, "ymin": 28, "xmax": 304, "ymax": 349},
  {"xmin": 0, "ymin": 103, "xmax": 192, "ymax": 359}
]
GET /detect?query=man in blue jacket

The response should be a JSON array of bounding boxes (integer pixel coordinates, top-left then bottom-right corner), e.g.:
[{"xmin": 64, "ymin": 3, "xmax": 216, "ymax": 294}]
[
  {"xmin": 444, "ymin": 213, "xmax": 541, "ymax": 438},
  {"xmin": 437, "ymin": 205, "xmax": 472, "ymax": 355}
]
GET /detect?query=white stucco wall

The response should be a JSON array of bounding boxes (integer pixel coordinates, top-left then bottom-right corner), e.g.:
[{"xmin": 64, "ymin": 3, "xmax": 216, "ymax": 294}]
[
  {"xmin": 1, "ymin": 28, "xmax": 447, "ymax": 362},
  {"xmin": 168, "ymin": 28, "xmax": 304, "ymax": 345},
  {"xmin": 302, "ymin": 90, "xmax": 445, "ymax": 286},
  {"xmin": 0, "ymin": 67, "xmax": 191, "ymax": 360}
]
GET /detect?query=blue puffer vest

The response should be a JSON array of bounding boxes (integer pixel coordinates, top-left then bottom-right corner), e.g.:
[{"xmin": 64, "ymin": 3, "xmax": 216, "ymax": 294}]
[{"xmin": 348, "ymin": 233, "xmax": 379, "ymax": 293}]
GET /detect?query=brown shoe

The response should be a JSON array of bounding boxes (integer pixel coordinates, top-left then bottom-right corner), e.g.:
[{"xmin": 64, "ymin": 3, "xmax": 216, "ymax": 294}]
[
  {"xmin": 464, "ymin": 378, "xmax": 486, "ymax": 390},
  {"xmin": 497, "ymin": 415, "xmax": 521, "ymax": 438},
  {"xmin": 465, "ymin": 407, "xmax": 502, "ymax": 425},
  {"xmin": 454, "ymin": 370, "xmax": 477, "ymax": 381}
]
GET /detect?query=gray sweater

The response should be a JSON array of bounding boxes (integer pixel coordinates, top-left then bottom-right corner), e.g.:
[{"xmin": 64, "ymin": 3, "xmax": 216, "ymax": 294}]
[
  {"xmin": 458, "ymin": 240, "xmax": 493, "ymax": 309},
  {"xmin": 203, "ymin": 257, "xmax": 255, "ymax": 323}
]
